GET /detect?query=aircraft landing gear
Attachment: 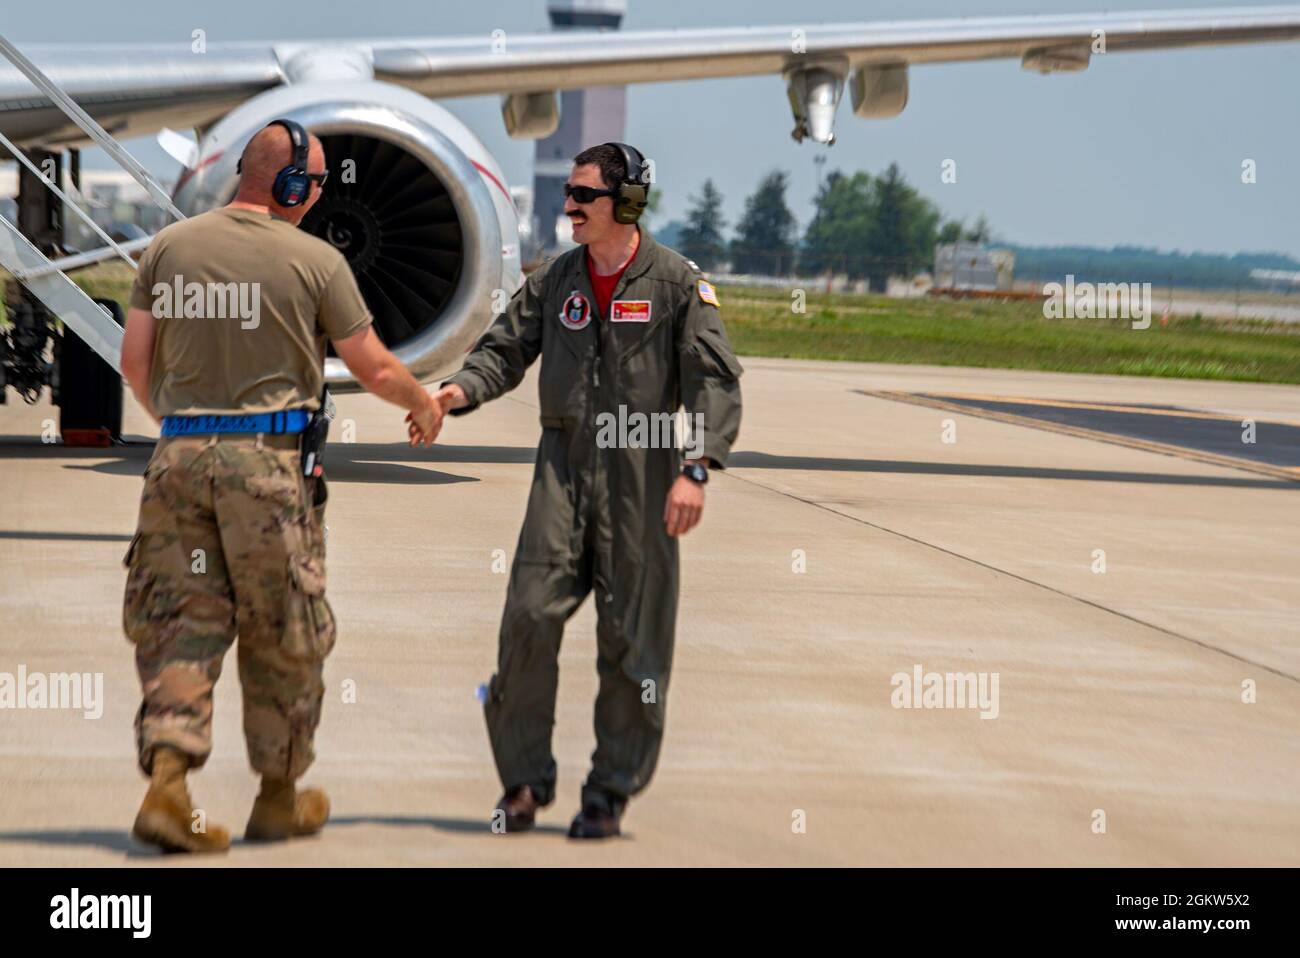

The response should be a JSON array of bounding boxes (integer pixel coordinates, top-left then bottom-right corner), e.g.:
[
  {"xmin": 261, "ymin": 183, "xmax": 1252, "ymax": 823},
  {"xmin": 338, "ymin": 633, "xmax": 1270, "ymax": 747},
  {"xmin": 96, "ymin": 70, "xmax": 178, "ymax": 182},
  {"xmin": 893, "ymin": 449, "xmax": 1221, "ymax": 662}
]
[{"xmin": 4, "ymin": 147, "xmax": 125, "ymax": 446}]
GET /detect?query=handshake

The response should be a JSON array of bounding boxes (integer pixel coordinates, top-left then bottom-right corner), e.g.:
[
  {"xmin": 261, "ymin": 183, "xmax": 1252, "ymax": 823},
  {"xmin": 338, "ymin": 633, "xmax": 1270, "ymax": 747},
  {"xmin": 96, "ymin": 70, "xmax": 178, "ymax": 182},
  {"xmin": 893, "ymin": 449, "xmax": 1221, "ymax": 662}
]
[{"xmin": 404, "ymin": 382, "xmax": 469, "ymax": 447}]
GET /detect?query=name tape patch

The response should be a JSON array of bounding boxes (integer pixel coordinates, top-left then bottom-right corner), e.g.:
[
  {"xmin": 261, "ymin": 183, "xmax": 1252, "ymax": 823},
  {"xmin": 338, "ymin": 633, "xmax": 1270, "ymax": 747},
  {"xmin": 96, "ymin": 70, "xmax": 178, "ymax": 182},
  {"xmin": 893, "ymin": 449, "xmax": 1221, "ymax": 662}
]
[{"xmin": 610, "ymin": 300, "xmax": 652, "ymax": 323}]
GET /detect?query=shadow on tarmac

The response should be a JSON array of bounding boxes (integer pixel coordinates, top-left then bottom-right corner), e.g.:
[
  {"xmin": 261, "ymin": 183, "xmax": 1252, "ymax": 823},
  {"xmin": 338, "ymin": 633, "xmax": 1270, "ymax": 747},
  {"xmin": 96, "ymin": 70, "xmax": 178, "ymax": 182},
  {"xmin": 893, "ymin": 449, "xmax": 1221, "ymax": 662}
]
[
  {"xmin": 0, "ymin": 828, "xmax": 157, "ymax": 858},
  {"xmin": 726, "ymin": 451, "xmax": 1293, "ymax": 489},
  {"xmin": 0, "ymin": 437, "xmax": 492, "ymax": 485},
  {"xmin": 330, "ymin": 814, "xmax": 571, "ymax": 837},
  {"xmin": 0, "ymin": 530, "xmax": 134, "ymax": 542},
  {"xmin": 0, "ymin": 818, "xmax": 601, "ymax": 860},
  {"xmin": 0, "ymin": 435, "xmax": 1290, "ymax": 489}
]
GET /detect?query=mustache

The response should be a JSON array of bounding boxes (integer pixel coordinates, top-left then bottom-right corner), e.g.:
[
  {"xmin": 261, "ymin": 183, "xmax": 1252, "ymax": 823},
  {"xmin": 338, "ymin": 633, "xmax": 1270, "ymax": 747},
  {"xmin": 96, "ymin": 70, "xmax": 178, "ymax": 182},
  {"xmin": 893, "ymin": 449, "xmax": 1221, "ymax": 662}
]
[{"xmin": 567, "ymin": 211, "xmax": 587, "ymax": 220}]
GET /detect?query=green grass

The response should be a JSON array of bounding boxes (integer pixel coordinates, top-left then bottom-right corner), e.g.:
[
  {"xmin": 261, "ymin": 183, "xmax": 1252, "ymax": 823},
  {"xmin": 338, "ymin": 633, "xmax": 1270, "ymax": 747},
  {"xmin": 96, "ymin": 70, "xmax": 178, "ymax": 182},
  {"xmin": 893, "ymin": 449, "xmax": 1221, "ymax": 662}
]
[
  {"xmin": 66, "ymin": 261, "xmax": 136, "ymax": 306},
  {"xmin": 1, "ymin": 263, "xmax": 134, "ymax": 333},
  {"xmin": 722, "ymin": 286, "xmax": 1300, "ymax": 383}
]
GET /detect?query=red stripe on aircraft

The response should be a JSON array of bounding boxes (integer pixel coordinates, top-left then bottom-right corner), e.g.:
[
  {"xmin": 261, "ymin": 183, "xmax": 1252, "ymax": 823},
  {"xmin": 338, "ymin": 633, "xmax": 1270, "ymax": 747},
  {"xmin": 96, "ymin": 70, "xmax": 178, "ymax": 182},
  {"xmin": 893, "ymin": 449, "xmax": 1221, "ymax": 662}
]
[
  {"xmin": 174, "ymin": 150, "xmax": 224, "ymax": 193},
  {"xmin": 472, "ymin": 160, "xmax": 512, "ymax": 205}
]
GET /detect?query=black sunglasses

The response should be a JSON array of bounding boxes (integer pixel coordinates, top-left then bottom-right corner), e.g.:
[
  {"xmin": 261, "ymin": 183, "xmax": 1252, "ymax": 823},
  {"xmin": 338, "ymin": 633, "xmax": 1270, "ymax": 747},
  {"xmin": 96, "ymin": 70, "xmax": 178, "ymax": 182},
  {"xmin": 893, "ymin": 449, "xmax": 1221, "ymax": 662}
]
[{"xmin": 563, "ymin": 183, "xmax": 616, "ymax": 204}]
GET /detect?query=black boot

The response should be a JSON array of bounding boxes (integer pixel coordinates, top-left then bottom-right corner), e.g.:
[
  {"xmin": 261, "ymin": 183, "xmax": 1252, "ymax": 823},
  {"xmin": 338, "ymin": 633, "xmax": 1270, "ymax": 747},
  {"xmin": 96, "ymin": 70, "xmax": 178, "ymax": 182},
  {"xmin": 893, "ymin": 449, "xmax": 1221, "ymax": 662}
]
[
  {"xmin": 568, "ymin": 802, "xmax": 622, "ymax": 840},
  {"xmin": 494, "ymin": 785, "xmax": 542, "ymax": 833}
]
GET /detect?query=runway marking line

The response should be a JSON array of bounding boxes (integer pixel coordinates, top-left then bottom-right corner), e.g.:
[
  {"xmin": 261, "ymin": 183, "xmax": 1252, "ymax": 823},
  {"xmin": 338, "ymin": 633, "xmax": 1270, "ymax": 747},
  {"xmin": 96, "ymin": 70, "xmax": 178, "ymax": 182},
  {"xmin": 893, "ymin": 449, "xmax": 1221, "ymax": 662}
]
[
  {"xmin": 916, "ymin": 392, "xmax": 1300, "ymax": 428},
  {"xmin": 856, "ymin": 390, "xmax": 1300, "ymax": 484}
]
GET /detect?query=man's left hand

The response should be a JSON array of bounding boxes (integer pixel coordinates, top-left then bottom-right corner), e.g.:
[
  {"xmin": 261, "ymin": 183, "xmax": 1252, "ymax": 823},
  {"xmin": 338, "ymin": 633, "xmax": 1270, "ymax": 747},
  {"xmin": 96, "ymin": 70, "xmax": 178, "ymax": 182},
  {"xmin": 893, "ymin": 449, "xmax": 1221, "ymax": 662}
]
[{"xmin": 664, "ymin": 474, "xmax": 705, "ymax": 537}]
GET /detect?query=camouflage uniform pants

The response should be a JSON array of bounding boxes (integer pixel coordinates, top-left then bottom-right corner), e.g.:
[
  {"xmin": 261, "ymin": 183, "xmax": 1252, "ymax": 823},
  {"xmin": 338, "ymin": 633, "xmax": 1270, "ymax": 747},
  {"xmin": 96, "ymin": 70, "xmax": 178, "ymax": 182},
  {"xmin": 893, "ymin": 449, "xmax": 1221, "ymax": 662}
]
[{"xmin": 122, "ymin": 433, "xmax": 335, "ymax": 779}]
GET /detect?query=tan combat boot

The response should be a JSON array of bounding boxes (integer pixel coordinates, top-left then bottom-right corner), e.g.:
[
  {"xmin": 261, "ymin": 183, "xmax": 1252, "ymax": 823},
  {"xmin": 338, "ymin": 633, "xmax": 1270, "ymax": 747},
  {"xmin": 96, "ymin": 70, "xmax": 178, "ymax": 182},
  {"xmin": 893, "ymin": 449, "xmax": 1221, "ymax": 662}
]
[
  {"xmin": 244, "ymin": 776, "xmax": 330, "ymax": 842},
  {"xmin": 131, "ymin": 746, "xmax": 231, "ymax": 853}
]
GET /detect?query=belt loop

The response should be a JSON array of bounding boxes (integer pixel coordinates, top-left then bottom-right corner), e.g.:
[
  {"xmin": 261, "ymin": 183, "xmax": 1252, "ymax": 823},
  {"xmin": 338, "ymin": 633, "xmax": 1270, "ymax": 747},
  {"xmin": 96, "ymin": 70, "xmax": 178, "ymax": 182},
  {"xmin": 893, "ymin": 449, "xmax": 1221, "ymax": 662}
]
[
  {"xmin": 255, "ymin": 432, "xmax": 264, "ymax": 451},
  {"xmin": 205, "ymin": 434, "xmax": 218, "ymax": 449}
]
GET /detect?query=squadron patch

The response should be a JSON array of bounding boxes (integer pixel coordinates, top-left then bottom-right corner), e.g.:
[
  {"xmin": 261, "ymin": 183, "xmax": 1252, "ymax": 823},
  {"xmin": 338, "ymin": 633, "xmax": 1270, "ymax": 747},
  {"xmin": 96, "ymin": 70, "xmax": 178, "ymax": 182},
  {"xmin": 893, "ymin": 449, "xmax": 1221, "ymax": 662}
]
[
  {"xmin": 610, "ymin": 300, "xmax": 652, "ymax": 323},
  {"xmin": 559, "ymin": 290, "xmax": 592, "ymax": 330},
  {"xmin": 696, "ymin": 279, "xmax": 720, "ymax": 307}
]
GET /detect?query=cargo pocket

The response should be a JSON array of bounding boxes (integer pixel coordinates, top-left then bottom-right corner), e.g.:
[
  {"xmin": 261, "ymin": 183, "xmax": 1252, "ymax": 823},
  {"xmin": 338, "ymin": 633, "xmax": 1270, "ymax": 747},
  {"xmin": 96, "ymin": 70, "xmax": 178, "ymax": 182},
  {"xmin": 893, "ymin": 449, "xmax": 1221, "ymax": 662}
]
[
  {"xmin": 121, "ymin": 532, "xmax": 156, "ymax": 645},
  {"xmin": 283, "ymin": 553, "xmax": 337, "ymax": 661}
]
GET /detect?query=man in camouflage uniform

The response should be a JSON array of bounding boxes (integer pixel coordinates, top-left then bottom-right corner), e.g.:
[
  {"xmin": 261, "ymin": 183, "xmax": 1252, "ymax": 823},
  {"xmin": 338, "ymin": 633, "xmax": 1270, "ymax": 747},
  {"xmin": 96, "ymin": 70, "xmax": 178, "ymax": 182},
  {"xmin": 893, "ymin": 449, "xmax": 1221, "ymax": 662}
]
[
  {"xmin": 437, "ymin": 143, "xmax": 743, "ymax": 839},
  {"xmin": 120, "ymin": 120, "xmax": 443, "ymax": 853}
]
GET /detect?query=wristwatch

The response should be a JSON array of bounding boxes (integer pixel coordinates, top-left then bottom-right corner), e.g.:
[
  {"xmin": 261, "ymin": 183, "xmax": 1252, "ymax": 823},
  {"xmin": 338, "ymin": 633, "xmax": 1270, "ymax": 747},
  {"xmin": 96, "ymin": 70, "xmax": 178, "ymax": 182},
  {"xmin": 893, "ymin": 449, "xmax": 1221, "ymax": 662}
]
[{"xmin": 681, "ymin": 461, "xmax": 709, "ymax": 485}]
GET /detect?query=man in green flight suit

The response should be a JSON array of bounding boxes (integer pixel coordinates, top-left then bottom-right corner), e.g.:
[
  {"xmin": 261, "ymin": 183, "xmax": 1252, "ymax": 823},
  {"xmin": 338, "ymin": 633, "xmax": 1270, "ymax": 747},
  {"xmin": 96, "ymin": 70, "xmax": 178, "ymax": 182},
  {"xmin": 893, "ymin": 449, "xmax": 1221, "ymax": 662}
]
[{"xmin": 436, "ymin": 142, "xmax": 744, "ymax": 839}]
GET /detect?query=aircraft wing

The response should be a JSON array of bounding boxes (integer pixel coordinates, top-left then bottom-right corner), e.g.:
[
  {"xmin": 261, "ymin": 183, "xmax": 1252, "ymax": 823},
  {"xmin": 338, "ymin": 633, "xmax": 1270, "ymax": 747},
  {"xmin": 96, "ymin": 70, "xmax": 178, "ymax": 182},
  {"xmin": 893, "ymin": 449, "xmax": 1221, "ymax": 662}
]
[
  {"xmin": 3, "ymin": 5, "xmax": 1299, "ymax": 147},
  {"xmin": 0, "ymin": 43, "xmax": 283, "ymax": 147},
  {"xmin": 370, "ymin": 5, "xmax": 1300, "ymax": 95}
]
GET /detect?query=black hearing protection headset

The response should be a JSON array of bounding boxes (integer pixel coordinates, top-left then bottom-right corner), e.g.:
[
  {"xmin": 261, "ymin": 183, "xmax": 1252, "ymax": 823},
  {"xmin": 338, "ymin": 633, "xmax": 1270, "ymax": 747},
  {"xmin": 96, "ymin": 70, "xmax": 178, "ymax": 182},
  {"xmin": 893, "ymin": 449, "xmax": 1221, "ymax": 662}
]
[
  {"xmin": 602, "ymin": 141, "xmax": 650, "ymax": 225},
  {"xmin": 235, "ymin": 118, "xmax": 314, "ymax": 208}
]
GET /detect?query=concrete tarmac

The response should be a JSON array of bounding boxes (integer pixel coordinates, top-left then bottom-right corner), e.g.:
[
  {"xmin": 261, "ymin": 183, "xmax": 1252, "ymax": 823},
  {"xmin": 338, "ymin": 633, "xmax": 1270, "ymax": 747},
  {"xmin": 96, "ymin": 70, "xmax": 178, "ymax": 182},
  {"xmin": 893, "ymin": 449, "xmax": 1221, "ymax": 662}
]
[{"xmin": 1, "ymin": 358, "xmax": 1297, "ymax": 866}]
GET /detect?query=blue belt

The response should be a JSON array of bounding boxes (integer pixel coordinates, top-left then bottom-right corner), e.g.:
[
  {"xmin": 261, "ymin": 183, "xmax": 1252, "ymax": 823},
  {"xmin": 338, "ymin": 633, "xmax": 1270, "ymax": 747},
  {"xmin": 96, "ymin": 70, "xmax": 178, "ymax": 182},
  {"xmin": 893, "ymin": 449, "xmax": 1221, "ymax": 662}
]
[{"xmin": 161, "ymin": 409, "xmax": 311, "ymax": 437}]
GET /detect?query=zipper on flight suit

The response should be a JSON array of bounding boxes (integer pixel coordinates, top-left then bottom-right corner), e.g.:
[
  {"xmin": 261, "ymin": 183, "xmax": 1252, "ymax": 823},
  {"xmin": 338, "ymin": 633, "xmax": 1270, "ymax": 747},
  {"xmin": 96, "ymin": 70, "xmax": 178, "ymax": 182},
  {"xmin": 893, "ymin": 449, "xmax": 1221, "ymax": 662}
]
[
  {"xmin": 589, "ymin": 292, "xmax": 614, "ymax": 605},
  {"xmin": 590, "ymin": 298, "xmax": 604, "ymax": 506},
  {"xmin": 592, "ymin": 279, "xmax": 603, "ymax": 389}
]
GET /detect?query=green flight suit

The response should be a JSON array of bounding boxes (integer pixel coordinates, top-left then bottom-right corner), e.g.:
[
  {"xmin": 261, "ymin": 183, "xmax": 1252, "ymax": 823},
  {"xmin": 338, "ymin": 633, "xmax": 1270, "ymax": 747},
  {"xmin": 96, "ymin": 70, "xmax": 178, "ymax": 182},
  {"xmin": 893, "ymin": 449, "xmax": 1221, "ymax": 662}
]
[{"xmin": 446, "ymin": 228, "xmax": 743, "ymax": 814}]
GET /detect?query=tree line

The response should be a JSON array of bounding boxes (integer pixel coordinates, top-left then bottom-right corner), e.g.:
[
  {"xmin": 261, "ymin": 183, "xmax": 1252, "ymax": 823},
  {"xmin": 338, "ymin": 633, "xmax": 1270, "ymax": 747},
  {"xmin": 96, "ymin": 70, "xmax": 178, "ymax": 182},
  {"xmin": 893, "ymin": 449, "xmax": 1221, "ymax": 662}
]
[
  {"xmin": 1006, "ymin": 245, "xmax": 1300, "ymax": 292},
  {"xmin": 672, "ymin": 165, "xmax": 1299, "ymax": 293},
  {"xmin": 676, "ymin": 164, "xmax": 990, "ymax": 292}
]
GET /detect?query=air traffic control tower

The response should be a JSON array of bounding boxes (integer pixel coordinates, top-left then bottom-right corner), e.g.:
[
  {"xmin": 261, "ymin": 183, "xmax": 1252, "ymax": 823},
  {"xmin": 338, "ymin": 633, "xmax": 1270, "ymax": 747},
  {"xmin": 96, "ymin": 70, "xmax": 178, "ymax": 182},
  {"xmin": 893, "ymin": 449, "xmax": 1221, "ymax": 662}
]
[{"xmin": 531, "ymin": 0, "xmax": 628, "ymax": 257}]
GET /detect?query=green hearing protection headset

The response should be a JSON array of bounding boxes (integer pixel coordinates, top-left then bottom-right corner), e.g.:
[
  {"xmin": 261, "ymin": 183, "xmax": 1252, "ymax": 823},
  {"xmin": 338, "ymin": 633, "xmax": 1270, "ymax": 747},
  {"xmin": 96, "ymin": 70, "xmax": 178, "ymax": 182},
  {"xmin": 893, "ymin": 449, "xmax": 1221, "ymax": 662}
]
[{"xmin": 602, "ymin": 141, "xmax": 650, "ymax": 225}]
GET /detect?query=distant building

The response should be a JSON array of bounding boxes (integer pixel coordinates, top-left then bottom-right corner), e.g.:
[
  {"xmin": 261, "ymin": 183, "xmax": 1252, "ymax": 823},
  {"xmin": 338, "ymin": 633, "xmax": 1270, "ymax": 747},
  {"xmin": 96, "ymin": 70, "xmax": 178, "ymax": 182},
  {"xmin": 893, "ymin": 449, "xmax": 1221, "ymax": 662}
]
[
  {"xmin": 1, "ymin": 167, "xmax": 173, "ymax": 249},
  {"xmin": 934, "ymin": 242, "xmax": 1016, "ymax": 291},
  {"xmin": 1250, "ymin": 268, "xmax": 1300, "ymax": 290},
  {"xmin": 530, "ymin": 0, "xmax": 628, "ymax": 259}
]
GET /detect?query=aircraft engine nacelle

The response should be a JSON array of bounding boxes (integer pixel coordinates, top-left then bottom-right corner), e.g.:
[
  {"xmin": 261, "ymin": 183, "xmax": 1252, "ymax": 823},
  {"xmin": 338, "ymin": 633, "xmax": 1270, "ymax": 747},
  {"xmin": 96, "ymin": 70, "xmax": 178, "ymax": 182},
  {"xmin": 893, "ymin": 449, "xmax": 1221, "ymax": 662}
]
[{"xmin": 172, "ymin": 80, "xmax": 522, "ymax": 388}]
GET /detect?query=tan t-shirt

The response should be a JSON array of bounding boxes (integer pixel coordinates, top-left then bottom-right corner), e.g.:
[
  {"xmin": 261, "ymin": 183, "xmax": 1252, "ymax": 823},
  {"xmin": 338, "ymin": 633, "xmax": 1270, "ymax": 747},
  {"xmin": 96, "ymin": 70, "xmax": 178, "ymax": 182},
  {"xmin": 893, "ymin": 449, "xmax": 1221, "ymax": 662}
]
[{"xmin": 129, "ymin": 206, "xmax": 372, "ymax": 416}]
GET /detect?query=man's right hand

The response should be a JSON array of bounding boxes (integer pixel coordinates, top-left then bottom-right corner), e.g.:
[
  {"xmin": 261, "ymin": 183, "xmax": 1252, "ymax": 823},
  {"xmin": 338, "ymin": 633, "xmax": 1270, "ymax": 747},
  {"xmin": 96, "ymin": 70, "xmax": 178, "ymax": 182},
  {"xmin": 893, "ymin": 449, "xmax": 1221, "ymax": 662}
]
[
  {"xmin": 334, "ymin": 326, "xmax": 447, "ymax": 446},
  {"xmin": 406, "ymin": 394, "xmax": 444, "ymax": 447},
  {"xmin": 435, "ymin": 383, "xmax": 468, "ymax": 413}
]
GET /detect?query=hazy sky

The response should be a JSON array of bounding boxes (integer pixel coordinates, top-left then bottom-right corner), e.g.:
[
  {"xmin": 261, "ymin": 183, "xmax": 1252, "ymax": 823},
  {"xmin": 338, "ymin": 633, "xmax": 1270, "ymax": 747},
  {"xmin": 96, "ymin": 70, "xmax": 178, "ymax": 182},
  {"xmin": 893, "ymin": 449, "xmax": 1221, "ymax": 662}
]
[{"xmin": 8, "ymin": 0, "xmax": 1298, "ymax": 256}]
